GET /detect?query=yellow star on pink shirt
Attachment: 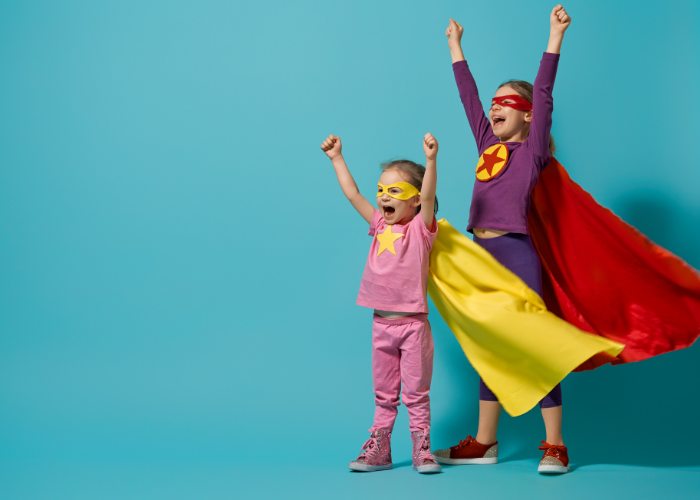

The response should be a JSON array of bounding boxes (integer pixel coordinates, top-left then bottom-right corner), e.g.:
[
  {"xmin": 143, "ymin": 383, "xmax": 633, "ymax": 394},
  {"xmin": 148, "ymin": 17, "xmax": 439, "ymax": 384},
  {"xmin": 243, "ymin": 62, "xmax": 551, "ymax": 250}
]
[{"xmin": 377, "ymin": 225, "xmax": 404, "ymax": 256}]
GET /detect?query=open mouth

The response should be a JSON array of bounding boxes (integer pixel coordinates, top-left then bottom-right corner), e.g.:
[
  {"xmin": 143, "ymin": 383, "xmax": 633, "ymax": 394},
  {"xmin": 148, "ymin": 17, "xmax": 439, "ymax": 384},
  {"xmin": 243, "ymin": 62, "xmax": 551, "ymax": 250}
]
[
  {"xmin": 493, "ymin": 116, "xmax": 506, "ymax": 127},
  {"xmin": 383, "ymin": 206, "xmax": 396, "ymax": 218}
]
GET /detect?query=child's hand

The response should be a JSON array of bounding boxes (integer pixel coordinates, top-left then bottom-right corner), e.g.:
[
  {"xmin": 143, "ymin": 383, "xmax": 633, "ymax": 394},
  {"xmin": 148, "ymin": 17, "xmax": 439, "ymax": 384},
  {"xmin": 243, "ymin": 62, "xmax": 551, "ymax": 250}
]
[
  {"xmin": 423, "ymin": 133, "xmax": 438, "ymax": 160},
  {"xmin": 320, "ymin": 134, "xmax": 343, "ymax": 160},
  {"xmin": 445, "ymin": 19, "xmax": 463, "ymax": 49},
  {"xmin": 550, "ymin": 5, "xmax": 571, "ymax": 34}
]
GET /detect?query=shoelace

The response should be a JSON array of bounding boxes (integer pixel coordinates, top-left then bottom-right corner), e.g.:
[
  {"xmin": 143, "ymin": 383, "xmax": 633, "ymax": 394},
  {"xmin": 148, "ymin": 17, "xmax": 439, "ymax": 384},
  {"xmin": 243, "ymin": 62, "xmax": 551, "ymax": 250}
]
[
  {"xmin": 455, "ymin": 435, "xmax": 475, "ymax": 449},
  {"xmin": 416, "ymin": 428, "xmax": 437, "ymax": 463},
  {"xmin": 357, "ymin": 430, "xmax": 379, "ymax": 460},
  {"xmin": 418, "ymin": 448, "xmax": 437, "ymax": 463},
  {"xmin": 538, "ymin": 441, "xmax": 566, "ymax": 458}
]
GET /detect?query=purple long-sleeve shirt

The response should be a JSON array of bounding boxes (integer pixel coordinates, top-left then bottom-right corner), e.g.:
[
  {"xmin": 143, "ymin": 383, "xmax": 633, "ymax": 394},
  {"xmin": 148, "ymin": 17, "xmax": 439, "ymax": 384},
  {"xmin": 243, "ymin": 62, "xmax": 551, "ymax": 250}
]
[{"xmin": 453, "ymin": 52, "xmax": 560, "ymax": 234}]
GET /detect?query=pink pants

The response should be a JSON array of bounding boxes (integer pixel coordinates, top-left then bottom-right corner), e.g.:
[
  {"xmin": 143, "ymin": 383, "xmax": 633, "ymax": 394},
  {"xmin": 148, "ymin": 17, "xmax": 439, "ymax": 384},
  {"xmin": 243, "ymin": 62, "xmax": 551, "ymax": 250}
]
[{"xmin": 371, "ymin": 313, "xmax": 434, "ymax": 433}]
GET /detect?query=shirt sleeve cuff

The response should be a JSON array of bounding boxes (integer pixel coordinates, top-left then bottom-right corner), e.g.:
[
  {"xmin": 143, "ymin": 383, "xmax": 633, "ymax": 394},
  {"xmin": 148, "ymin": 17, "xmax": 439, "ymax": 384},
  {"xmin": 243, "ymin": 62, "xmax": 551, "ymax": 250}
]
[
  {"xmin": 416, "ymin": 213, "xmax": 438, "ymax": 234},
  {"xmin": 368, "ymin": 209, "xmax": 381, "ymax": 235},
  {"xmin": 542, "ymin": 52, "xmax": 561, "ymax": 62}
]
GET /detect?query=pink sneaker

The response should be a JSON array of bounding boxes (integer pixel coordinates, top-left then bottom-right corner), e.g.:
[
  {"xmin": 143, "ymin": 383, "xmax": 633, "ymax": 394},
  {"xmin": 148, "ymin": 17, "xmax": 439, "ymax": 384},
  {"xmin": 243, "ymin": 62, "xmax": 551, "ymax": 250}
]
[
  {"xmin": 348, "ymin": 429, "xmax": 392, "ymax": 472},
  {"xmin": 411, "ymin": 429, "xmax": 442, "ymax": 474}
]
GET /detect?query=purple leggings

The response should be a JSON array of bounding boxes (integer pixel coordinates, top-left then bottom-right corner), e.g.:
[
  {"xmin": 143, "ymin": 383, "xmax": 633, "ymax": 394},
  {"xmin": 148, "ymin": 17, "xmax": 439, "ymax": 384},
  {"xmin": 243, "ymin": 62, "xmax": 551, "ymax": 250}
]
[{"xmin": 472, "ymin": 232, "xmax": 562, "ymax": 409}]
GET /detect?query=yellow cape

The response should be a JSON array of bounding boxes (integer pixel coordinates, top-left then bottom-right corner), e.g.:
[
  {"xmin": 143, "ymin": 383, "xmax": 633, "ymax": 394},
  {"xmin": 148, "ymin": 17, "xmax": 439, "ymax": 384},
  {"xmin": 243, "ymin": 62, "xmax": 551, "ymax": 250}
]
[{"xmin": 428, "ymin": 219, "xmax": 624, "ymax": 416}]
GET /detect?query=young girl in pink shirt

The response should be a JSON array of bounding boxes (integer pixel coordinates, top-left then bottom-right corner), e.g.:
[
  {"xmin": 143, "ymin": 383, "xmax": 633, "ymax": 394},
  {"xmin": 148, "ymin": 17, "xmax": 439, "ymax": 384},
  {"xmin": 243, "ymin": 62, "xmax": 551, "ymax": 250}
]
[{"xmin": 320, "ymin": 133, "xmax": 441, "ymax": 474}]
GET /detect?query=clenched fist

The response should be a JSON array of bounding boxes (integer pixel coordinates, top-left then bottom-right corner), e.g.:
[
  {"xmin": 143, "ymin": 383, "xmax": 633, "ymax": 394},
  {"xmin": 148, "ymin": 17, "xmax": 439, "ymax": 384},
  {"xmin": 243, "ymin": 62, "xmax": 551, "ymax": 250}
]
[
  {"xmin": 423, "ymin": 133, "xmax": 438, "ymax": 160},
  {"xmin": 550, "ymin": 5, "xmax": 571, "ymax": 33},
  {"xmin": 445, "ymin": 18, "xmax": 463, "ymax": 48},
  {"xmin": 320, "ymin": 135, "xmax": 342, "ymax": 160}
]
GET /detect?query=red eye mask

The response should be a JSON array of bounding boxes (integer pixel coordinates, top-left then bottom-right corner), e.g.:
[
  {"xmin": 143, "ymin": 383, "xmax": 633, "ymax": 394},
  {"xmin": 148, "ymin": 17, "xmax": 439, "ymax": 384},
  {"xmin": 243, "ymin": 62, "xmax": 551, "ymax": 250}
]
[{"xmin": 491, "ymin": 94, "xmax": 532, "ymax": 111}]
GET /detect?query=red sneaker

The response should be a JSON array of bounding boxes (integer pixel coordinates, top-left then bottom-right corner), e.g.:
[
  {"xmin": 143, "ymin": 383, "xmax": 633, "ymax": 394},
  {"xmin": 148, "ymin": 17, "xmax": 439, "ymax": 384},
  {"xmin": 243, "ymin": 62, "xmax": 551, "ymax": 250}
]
[
  {"xmin": 432, "ymin": 435, "xmax": 498, "ymax": 465},
  {"xmin": 537, "ymin": 441, "xmax": 570, "ymax": 473}
]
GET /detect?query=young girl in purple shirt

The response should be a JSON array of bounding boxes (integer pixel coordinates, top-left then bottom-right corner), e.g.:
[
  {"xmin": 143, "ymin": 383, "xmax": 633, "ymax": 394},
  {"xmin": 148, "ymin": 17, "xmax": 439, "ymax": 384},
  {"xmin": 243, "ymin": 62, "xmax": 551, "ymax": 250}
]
[{"xmin": 432, "ymin": 5, "xmax": 573, "ymax": 474}]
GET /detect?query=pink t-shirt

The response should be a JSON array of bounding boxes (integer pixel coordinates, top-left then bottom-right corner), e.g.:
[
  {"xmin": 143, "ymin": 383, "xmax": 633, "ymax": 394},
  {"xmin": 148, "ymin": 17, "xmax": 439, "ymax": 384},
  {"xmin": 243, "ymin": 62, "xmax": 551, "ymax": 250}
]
[{"xmin": 357, "ymin": 209, "xmax": 438, "ymax": 313}]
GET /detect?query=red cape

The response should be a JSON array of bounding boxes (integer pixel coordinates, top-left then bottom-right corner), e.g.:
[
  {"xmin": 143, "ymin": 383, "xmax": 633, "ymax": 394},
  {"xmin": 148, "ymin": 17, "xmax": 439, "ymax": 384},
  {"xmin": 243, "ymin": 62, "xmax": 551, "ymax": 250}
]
[{"xmin": 528, "ymin": 159, "xmax": 700, "ymax": 371}]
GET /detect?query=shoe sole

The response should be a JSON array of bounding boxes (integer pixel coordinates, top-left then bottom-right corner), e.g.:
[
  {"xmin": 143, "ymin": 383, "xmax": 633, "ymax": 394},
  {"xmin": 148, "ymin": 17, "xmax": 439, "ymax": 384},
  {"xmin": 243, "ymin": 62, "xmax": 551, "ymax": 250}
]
[
  {"xmin": 538, "ymin": 464, "xmax": 570, "ymax": 474},
  {"xmin": 413, "ymin": 465, "xmax": 442, "ymax": 474},
  {"xmin": 433, "ymin": 456, "xmax": 498, "ymax": 465},
  {"xmin": 348, "ymin": 463, "xmax": 393, "ymax": 472}
]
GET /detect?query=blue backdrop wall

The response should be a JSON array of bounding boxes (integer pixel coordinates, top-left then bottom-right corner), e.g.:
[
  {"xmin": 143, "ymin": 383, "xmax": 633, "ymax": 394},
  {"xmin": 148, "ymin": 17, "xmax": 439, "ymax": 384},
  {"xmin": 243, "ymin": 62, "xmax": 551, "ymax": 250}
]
[{"xmin": 1, "ymin": 0, "xmax": 699, "ymax": 496}]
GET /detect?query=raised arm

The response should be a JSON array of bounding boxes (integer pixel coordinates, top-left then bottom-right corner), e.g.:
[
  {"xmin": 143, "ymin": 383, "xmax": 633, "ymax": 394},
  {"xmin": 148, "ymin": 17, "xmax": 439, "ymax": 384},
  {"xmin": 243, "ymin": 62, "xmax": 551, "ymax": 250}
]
[
  {"xmin": 446, "ymin": 19, "xmax": 498, "ymax": 153},
  {"xmin": 421, "ymin": 133, "xmax": 438, "ymax": 227},
  {"xmin": 446, "ymin": 18, "xmax": 465, "ymax": 64},
  {"xmin": 546, "ymin": 5, "xmax": 571, "ymax": 55},
  {"xmin": 527, "ymin": 6, "xmax": 571, "ymax": 158},
  {"xmin": 320, "ymin": 135, "xmax": 375, "ymax": 224}
]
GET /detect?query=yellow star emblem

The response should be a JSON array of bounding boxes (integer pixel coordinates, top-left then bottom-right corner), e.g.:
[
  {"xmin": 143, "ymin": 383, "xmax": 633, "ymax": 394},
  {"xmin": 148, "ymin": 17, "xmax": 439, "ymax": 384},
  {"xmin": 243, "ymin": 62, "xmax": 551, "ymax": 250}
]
[{"xmin": 376, "ymin": 225, "xmax": 404, "ymax": 256}]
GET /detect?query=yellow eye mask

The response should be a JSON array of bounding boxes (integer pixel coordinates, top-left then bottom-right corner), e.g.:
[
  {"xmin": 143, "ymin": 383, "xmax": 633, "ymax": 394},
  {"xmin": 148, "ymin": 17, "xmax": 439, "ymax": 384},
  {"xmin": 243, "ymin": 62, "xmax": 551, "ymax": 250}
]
[{"xmin": 376, "ymin": 182, "xmax": 420, "ymax": 200}]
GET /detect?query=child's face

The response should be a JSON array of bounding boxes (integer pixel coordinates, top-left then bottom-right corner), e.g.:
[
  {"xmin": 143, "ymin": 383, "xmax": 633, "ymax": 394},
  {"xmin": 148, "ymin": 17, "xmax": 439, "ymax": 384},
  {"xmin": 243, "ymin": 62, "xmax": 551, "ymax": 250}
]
[
  {"xmin": 489, "ymin": 86, "xmax": 533, "ymax": 141},
  {"xmin": 377, "ymin": 169, "xmax": 420, "ymax": 225}
]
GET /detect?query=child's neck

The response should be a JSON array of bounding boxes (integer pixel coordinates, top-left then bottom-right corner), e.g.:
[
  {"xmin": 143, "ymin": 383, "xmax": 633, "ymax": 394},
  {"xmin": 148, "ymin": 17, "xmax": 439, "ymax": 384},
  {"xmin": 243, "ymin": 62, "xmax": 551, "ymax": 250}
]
[
  {"xmin": 390, "ymin": 214, "xmax": 416, "ymax": 226},
  {"xmin": 498, "ymin": 130, "xmax": 528, "ymax": 143}
]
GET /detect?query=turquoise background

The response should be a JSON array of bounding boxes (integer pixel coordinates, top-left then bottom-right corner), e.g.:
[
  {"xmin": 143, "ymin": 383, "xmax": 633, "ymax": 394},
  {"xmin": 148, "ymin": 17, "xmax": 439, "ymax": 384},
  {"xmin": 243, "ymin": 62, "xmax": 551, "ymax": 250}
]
[{"xmin": 1, "ymin": 0, "xmax": 699, "ymax": 498}]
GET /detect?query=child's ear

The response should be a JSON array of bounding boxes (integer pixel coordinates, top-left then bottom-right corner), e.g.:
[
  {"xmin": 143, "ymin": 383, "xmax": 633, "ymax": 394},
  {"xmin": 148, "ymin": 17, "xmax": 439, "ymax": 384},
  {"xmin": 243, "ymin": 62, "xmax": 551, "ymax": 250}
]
[
  {"xmin": 412, "ymin": 195, "xmax": 421, "ymax": 207},
  {"xmin": 524, "ymin": 111, "xmax": 533, "ymax": 123}
]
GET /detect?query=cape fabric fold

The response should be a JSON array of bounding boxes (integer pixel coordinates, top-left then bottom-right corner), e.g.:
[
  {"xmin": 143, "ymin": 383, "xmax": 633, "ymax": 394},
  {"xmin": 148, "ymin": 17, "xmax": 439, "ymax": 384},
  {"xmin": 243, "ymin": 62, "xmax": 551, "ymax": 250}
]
[
  {"xmin": 428, "ymin": 219, "xmax": 624, "ymax": 417},
  {"xmin": 528, "ymin": 159, "xmax": 700, "ymax": 371}
]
